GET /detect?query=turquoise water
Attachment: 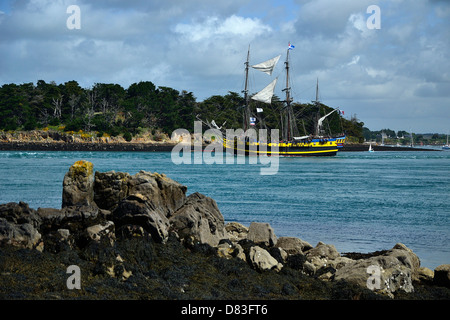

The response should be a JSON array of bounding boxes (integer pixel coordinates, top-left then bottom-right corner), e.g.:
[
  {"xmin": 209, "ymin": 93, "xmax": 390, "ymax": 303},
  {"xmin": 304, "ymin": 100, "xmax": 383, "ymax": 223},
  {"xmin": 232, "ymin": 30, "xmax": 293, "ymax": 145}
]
[{"xmin": 0, "ymin": 150, "xmax": 449, "ymax": 269}]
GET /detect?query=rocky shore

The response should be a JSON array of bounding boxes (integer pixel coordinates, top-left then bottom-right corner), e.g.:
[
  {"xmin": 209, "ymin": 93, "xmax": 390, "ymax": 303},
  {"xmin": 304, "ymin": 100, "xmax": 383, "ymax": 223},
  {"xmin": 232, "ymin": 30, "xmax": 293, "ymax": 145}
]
[
  {"xmin": 1, "ymin": 141, "xmax": 440, "ymax": 153},
  {"xmin": 1, "ymin": 160, "xmax": 449, "ymax": 301},
  {"xmin": 0, "ymin": 129, "xmax": 177, "ymax": 152},
  {"xmin": 0, "ymin": 141, "xmax": 176, "ymax": 152},
  {"xmin": 0, "ymin": 129, "xmax": 441, "ymax": 152}
]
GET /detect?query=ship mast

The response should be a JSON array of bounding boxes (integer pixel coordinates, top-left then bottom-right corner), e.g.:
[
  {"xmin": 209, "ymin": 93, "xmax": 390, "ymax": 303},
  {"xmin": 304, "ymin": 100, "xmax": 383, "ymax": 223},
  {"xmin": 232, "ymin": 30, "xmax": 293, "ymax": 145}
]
[
  {"xmin": 315, "ymin": 78, "xmax": 320, "ymax": 136},
  {"xmin": 315, "ymin": 77, "xmax": 319, "ymax": 103},
  {"xmin": 283, "ymin": 48, "xmax": 294, "ymax": 141},
  {"xmin": 243, "ymin": 46, "xmax": 251, "ymax": 131}
]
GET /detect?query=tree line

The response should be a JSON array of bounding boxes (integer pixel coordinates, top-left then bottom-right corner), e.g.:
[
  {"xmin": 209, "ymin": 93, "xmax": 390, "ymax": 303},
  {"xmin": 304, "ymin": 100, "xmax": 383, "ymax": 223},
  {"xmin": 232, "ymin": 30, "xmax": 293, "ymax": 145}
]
[
  {"xmin": 0, "ymin": 80, "xmax": 364, "ymax": 142},
  {"xmin": 363, "ymin": 127, "xmax": 448, "ymax": 145}
]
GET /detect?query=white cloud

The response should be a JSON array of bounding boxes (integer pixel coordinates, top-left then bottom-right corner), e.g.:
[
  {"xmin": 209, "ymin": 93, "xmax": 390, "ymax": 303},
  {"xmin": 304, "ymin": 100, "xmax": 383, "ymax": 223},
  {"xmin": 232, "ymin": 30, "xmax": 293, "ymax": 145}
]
[
  {"xmin": 174, "ymin": 15, "xmax": 272, "ymax": 42},
  {"xmin": 347, "ymin": 55, "xmax": 360, "ymax": 66},
  {"xmin": 348, "ymin": 13, "xmax": 366, "ymax": 33}
]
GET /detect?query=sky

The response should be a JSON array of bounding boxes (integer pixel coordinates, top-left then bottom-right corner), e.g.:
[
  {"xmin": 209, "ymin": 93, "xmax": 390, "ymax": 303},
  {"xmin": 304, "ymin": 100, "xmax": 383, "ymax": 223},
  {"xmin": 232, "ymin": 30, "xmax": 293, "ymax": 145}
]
[{"xmin": 0, "ymin": 0, "xmax": 449, "ymax": 133}]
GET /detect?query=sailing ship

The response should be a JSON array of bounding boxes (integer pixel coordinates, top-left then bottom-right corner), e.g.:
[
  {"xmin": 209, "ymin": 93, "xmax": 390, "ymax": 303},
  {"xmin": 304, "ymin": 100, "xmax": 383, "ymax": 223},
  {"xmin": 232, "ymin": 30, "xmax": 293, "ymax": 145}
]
[{"xmin": 203, "ymin": 44, "xmax": 346, "ymax": 157}]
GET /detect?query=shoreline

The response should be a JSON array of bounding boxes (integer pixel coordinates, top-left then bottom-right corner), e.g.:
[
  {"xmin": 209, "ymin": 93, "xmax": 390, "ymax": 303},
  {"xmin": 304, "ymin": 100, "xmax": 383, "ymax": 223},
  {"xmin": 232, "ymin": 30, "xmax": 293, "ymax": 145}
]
[
  {"xmin": 0, "ymin": 141, "xmax": 441, "ymax": 152},
  {"xmin": 340, "ymin": 144, "xmax": 441, "ymax": 152},
  {"xmin": 0, "ymin": 141, "xmax": 176, "ymax": 152}
]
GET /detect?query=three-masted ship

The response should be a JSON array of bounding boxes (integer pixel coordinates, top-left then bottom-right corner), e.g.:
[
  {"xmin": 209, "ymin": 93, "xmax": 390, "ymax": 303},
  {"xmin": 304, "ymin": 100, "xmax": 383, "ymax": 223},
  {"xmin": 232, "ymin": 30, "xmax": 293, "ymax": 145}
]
[{"xmin": 207, "ymin": 44, "xmax": 346, "ymax": 157}]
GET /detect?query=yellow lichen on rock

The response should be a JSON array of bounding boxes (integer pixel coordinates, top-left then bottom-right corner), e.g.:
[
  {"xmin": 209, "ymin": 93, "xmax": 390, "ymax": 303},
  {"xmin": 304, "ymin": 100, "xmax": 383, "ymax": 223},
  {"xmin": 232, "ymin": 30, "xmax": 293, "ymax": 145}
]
[
  {"xmin": 152, "ymin": 172, "xmax": 168, "ymax": 181},
  {"xmin": 62, "ymin": 160, "xmax": 95, "ymax": 207},
  {"xmin": 70, "ymin": 160, "xmax": 94, "ymax": 178}
]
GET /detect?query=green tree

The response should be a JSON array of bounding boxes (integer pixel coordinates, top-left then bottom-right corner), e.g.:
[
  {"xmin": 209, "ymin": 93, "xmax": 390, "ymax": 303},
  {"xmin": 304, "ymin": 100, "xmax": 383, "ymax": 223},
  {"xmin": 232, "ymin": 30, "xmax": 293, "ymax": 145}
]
[
  {"xmin": 177, "ymin": 90, "xmax": 196, "ymax": 131},
  {"xmin": 0, "ymin": 84, "xmax": 27, "ymax": 130},
  {"xmin": 123, "ymin": 81, "xmax": 158, "ymax": 132},
  {"xmin": 60, "ymin": 80, "xmax": 84, "ymax": 121},
  {"xmin": 0, "ymin": 79, "xmax": 365, "ymax": 143},
  {"xmin": 156, "ymin": 86, "xmax": 181, "ymax": 134}
]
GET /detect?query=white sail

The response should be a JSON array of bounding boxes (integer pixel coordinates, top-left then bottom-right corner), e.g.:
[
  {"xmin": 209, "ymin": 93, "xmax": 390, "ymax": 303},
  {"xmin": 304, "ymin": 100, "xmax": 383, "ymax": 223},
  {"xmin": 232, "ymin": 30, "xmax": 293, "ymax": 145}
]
[
  {"xmin": 251, "ymin": 78, "xmax": 278, "ymax": 104},
  {"xmin": 251, "ymin": 55, "xmax": 281, "ymax": 76},
  {"xmin": 318, "ymin": 108, "xmax": 339, "ymax": 128}
]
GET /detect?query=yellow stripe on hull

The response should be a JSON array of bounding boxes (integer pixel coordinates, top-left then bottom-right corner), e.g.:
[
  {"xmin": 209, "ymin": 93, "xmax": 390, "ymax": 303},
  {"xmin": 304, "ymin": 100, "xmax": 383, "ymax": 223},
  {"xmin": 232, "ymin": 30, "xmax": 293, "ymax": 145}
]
[
  {"xmin": 231, "ymin": 148, "xmax": 338, "ymax": 155},
  {"xmin": 223, "ymin": 139, "xmax": 339, "ymax": 156}
]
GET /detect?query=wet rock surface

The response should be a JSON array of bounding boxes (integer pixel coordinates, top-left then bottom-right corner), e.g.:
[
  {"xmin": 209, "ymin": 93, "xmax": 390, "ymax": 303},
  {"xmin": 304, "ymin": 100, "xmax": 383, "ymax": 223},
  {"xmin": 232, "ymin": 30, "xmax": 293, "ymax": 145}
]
[{"xmin": 1, "ymin": 161, "xmax": 449, "ymax": 300}]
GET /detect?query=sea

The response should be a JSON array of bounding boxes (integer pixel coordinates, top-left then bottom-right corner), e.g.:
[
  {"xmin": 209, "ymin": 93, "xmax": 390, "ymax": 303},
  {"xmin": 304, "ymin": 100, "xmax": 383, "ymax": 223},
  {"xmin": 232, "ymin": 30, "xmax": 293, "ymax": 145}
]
[{"xmin": 0, "ymin": 148, "xmax": 449, "ymax": 270}]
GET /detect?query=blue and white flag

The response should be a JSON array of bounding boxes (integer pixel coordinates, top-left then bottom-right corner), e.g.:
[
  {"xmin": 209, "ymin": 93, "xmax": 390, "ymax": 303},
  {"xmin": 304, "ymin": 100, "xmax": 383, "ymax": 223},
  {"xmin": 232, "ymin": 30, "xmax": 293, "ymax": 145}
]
[
  {"xmin": 250, "ymin": 117, "xmax": 256, "ymax": 126},
  {"xmin": 288, "ymin": 42, "xmax": 295, "ymax": 50}
]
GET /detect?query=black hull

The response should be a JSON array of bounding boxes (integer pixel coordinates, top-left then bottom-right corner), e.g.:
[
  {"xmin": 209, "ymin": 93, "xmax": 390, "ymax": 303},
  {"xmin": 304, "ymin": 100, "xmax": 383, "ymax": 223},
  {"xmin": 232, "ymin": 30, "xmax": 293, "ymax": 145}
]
[{"xmin": 225, "ymin": 142, "xmax": 338, "ymax": 157}]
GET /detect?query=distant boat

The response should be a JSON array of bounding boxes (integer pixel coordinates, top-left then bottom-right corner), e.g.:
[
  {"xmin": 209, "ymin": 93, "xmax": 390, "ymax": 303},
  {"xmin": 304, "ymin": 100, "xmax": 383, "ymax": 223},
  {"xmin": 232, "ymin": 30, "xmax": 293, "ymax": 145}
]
[
  {"xmin": 443, "ymin": 134, "xmax": 450, "ymax": 150},
  {"xmin": 368, "ymin": 143, "xmax": 374, "ymax": 152}
]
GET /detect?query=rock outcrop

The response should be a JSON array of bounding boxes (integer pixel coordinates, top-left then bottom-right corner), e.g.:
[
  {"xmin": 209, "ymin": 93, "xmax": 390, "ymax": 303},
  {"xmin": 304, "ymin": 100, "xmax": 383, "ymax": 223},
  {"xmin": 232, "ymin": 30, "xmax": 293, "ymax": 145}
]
[
  {"xmin": 249, "ymin": 246, "xmax": 283, "ymax": 272},
  {"xmin": 169, "ymin": 192, "xmax": 227, "ymax": 247},
  {"xmin": 334, "ymin": 243, "xmax": 421, "ymax": 295},
  {"xmin": 225, "ymin": 222, "xmax": 248, "ymax": 242},
  {"xmin": 0, "ymin": 160, "xmax": 449, "ymax": 300},
  {"xmin": 434, "ymin": 264, "xmax": 450, "ymax": 288},
  {"xmin": 113, "ymin": 194, "xmax": 171, "ymax": 243},
  {"xmin": 275, "ymin": 236, "xmax": 313, "ymax": 255},
  {"xmin": 247, "ymin": 222, "xmax": 277, "ymax": 247},
  {"xmin": 62, "ymin": 160, "xmax": 95, "ymax": 208},
  {"xmin": 0, "ymin": 202, "xmax": 42, "ymax": 250},
  {"xmin": 94, "ymin": 169, "xmax": 188, "ymax": 244},
  {"xmin": 126, "ymin": 171, "xmax": 187, "ymax": 217},
  {"xmin": 94, "ymin": 171, "xmax": 130, "ymax": 211}
]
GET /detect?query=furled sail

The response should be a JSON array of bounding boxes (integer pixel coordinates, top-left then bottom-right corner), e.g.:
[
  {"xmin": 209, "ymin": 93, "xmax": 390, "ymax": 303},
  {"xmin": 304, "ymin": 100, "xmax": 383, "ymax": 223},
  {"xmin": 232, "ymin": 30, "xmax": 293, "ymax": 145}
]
[
  {"xmin": 251, "ymin": 55, "xmax": 281, "ymax": 76},
  {"xmin": 251, "ymin": 78, "xmax": 278, "ymax": 104}
]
